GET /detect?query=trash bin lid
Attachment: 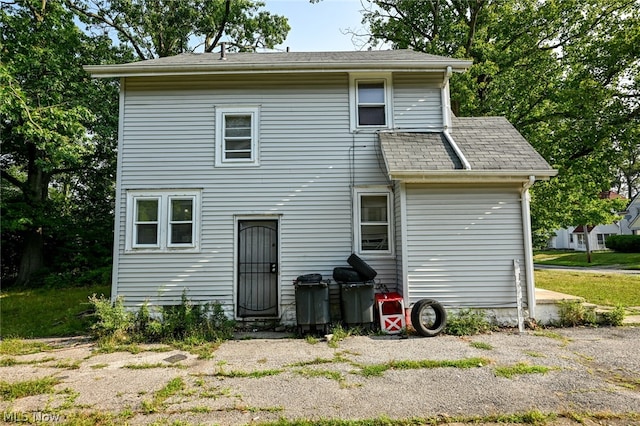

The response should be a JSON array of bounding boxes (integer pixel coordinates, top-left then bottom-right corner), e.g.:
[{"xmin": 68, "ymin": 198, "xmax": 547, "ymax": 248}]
[
  {"xmin": 296, "ymin": 273, "xmax": 322, "ymax": 283},
  {"xmin": 294, "ymin": 281, "xmax": 328, "ymax": 288}
]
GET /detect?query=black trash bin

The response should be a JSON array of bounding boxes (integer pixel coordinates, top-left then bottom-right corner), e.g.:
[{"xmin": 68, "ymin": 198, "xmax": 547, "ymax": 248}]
[
  {"xmin": 294, "ymin": 275, "xmax": 330, "ymax": 334},
  {"xmin": 339, "ymin": 281, "xmax": 375, "ymax": 327}
]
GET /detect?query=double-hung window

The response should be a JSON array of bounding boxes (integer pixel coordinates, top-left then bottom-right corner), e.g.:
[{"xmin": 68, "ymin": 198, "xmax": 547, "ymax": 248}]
[
  {"xmin": 215, "ymin": 106, "xmax": 260, "ymax": 167},
  {"xmin": 127, "ymin": 190, "xmax": 200, "ymax": 251},
  {"xmin": 354, "ymin": 188, "xmax": 393, "ymax": 255},
  {"xmin": 349, "ymin": 73, "xmax": 393, "ymax": 131}
]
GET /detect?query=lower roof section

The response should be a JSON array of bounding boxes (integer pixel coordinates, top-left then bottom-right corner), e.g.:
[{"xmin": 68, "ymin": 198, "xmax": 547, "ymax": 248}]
[{"xmin": 379, "ymin": 116, "xmax": 557, "ymax": 183}]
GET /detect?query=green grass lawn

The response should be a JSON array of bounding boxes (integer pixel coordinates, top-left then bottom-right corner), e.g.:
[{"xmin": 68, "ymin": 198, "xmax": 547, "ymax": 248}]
[
  {"xmin": 535, "ymin": 270, "xmax": 640, "ymax": 307},
  {"xmin": 534, "ymin": 250, "xmax": 640, "ymax": 269},
  {"xmin": 0, "ymin": 284, "xmax": 110, "ymax": 338}
]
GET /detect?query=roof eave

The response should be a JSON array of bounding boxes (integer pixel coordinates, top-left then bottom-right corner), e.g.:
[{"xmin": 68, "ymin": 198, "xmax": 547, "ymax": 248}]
[
  {"xmin": 84, "ymin": 60, "xmax": 473, "ymax": 78},
  {"xmin": 388, "ymin": 170, "xmax": 558, "ymax": 184}
]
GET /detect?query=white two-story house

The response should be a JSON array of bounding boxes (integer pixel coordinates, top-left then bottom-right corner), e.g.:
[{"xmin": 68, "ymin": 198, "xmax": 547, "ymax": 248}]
[{"xmin": 86, "ymin": 49, "xmax": 556, "ymax": 325}]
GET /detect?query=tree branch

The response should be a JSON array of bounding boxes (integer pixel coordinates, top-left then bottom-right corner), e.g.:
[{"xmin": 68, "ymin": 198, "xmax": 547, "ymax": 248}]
[
  {"xmin": 1, "ymin": 169, "xmax": 26, "ymax": 192},
  {"xmin": 65, "ymin": 0, "xmax": 149, "ymax": 60},
  {"xmin": 205, "ymin": 0, "xmax": 231, "ymax": 53}
]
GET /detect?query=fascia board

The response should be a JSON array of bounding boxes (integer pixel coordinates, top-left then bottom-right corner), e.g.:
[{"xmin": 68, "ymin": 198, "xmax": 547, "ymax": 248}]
[{"xmin": 84, "ymin": 60, "xmax": 473, "ymax": 78}]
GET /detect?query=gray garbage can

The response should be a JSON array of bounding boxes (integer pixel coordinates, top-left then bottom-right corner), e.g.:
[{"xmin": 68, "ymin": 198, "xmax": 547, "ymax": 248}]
[
  {"xmin": 340, "ymin": 281, "xmax": 375, "ymax": 327},
  {"xmin": 294, "ymin": 279, "xmax": 330, "ymax": 334}
]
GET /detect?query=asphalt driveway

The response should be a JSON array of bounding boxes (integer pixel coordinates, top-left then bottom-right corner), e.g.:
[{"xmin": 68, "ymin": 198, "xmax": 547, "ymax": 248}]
[{"xmin": 1, "ymin": 327, "xmax": 639, "ymax": 425}]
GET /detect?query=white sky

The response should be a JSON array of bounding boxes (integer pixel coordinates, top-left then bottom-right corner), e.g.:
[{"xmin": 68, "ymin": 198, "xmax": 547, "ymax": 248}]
[{"xmin": 263, "ymin": 0, "xmax": 370, "ymax": 51}]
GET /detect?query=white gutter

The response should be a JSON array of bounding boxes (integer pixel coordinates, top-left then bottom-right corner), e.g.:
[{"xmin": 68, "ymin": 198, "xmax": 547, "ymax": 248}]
[
  {"xmin": 389, "ymin": 169, "xmax": 556, "ymax": 180},
  {"xmin": 84, "ymin": 61, "xmax": 473, "ymax": 78},
  {"xmin": 521, "ymin": 175, "xmax": 536, "ymax": 319}
]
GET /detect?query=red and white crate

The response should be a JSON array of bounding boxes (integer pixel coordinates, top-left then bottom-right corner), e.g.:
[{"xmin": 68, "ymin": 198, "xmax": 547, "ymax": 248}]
[{"xmin": 375, "ymin": 292, "xmax": 406, "ymax": 334}]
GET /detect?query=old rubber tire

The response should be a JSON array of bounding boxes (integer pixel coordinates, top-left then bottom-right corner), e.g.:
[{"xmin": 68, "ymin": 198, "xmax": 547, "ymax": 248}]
[
  {"xmin": 411, "ymin": 299, "xmax": 447, "ymax": 337},
  {"xmin": 347, "ymin": 253, "xmax": 377, "ymax": 281},
  {"xmin": 333, "ymin": 267, "xmax": 365, "ymax": 283}
]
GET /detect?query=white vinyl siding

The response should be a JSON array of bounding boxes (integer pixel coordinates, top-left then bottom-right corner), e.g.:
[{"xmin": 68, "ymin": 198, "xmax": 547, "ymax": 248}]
[
  {"xmin": 404, "ymin": 185, "xmax": 525, "ymax": 308},
  {"xmin": 114, "ymin": 74, "xmax": 406, "ymax": 310},
  {"xmin": 393, "ymin": 73, "xmax": 444, "ymax": 130}
]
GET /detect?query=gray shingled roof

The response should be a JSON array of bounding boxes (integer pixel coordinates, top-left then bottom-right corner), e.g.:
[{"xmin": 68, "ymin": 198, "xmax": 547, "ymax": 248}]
[
  {"xmin": 380, "ymin": 116, "xmax": 556, "ymax": 180},
  {"xmin": 85, "ymin": 49, "xmax": 472, "ymax": 77},
  {"xmin": 451, "ymin": 117, "xmax": 554, "ymax": 172},
  {"xmin": 380, "ymin": 132, "xmax": 463, "ymax": 171}
]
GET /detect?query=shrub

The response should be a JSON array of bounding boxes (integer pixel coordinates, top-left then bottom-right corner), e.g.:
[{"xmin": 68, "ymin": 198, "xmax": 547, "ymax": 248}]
[
  {"xmin": 605, "ymin": 235, "xmax": 640, "ymax": 253},
  {"xmin": 445, "ymin": 309, "xmax": 492, "ymax": 336},
  {"xmin": 557, "ymin": 300, "xmax": 596, "ymax": 327},
  {"xmin": 162, "ymin": 293, "xmax": 235, "ymax": 343},
  {"xmin": 89, "ymin": 295, "xmax": 133, "ymax": 343},
  {"xmin": 600, "ymin": 305, "xmax": 625, "ymax": 326},
  {"xmin": 88, "ymin": 293, "xmax": 235, "ymax": 345}
]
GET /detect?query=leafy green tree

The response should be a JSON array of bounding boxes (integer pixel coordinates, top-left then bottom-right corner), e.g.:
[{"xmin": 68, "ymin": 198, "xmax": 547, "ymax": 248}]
[
  {"xmin": 1, "ymin": 0, "xmax": 127, "ymax": 286},
  {"xmin": 360, "ymin": 0, "xmax": 640, "ymax": 243},
  {"xmin": 67, "ymin": 0, "xmax": 290, "ymax": 59}
]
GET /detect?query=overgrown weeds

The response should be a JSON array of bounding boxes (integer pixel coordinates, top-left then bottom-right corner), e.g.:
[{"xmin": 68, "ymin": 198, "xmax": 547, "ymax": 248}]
[
  {"xmin": 140, "ymin": 377, "xmax": 185, "ymax": 414},
  {"xmin": 600, "ymin": 304, "xmax": 626, "ymax": 326},
  {"xmin": 445, "ymin": 309, "xmax": 493, "ymax": 336},
  {"xmin": 494, "ymin": 362, "xmax": 553, "ymax": 378},
  {"xmin": 357, "ymin": 357, "xmax": 490, "ymax": 377},
  {"xmin": 0, "ymin": 376, "xmax": 60, "ymax": 400},
  {"xmin": 557, "ymin": 300, "xmax": 596, "ymax": 327},
  {"xmin": 88, "ymin": 292, "xmax": 236, "ymax": 350}
]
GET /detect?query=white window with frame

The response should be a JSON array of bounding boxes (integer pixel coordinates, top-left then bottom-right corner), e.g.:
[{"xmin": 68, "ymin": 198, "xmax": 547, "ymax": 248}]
[
  {"xmin": 126, "ymin": 190, "xmax": 200, "ymax": 252},
  {"xmin": 354, "ymin": 188, "xmax": 393, "ymax": 255},
  {"xmin": 349, "ymin": 73, "xmax": 393, "ymax": 131},
  {"xmin": 597, "ymin": 233, "xmax": 613, "ymax": 247},
  {"xmin": 215, "ymin": 106, "xmax": 260, "ymax": 167}
]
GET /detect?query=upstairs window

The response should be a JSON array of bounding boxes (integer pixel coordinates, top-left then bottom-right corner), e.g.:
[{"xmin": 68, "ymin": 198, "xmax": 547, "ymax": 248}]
[
  {"xmin": 349, "ymin": 73, "xmax": 393, "ymax": 131},
  {"xmin": 357, "ymin": 82, "xmax": 386, "ymax": 126},
  {"xmin": 216, "ymin": 106, "xmax": 260, "ymax": 167}
]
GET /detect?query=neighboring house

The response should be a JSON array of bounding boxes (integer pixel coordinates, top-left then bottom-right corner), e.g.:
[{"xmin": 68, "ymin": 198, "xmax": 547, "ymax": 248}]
[
  {"xmin": 550, "ymin": 225, "xmax": 621, "ymax": 251},
  {"xmin": 549, "ymin": 191, "xmax": 638, "ymax": 251},
  {"xmin": 625, "ymin": 194, "xmax": 640, "ymax": 235},
  {"xmin": 86, "ymin": 49, "xmax": 556, "ymax": 324}
]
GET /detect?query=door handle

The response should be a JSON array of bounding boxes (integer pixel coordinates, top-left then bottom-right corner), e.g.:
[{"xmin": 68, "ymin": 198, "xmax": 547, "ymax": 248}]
[{"xmin": 270, "ymin": 263, "xmax": 277, "ymax": 274}]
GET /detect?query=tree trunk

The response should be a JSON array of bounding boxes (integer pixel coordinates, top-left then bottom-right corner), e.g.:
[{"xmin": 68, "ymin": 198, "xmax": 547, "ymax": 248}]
[
  {"xmin": 15, "ymin": 143, "xmax": 50, "ymax": 286},
  {"xmin": 583, "ymin": 226, "xmax": 592, "ymax": 263},
  {"xmin": 15, "ymin": 228, "xmax": 45, "ymax": 286}
]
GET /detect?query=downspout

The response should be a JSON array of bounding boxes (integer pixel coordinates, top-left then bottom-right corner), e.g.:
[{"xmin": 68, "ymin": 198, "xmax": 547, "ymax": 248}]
[
  {"xmin": 440, "ymin": 66, "xmax": 471, "ymax": 171},
  {"xmin": 521, "ymin": 176, "xmax": 536, "ymax": 319},
  {"xmin": 443, "ymin": 131, "xmax": 471, "ymax": 171},
  {"xmin": 440, "ymin": 66, "xmax": 453, "ymax": 130}
]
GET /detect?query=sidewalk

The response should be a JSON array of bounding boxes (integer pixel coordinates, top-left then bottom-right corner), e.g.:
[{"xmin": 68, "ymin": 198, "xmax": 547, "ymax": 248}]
[
  {"xmin": 534, "ymin": 263, "xmax": 640, "ymax": 274},
  {"xmin": 535, "ymin": 287, "xmax": 640, "ymax": 325}
]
